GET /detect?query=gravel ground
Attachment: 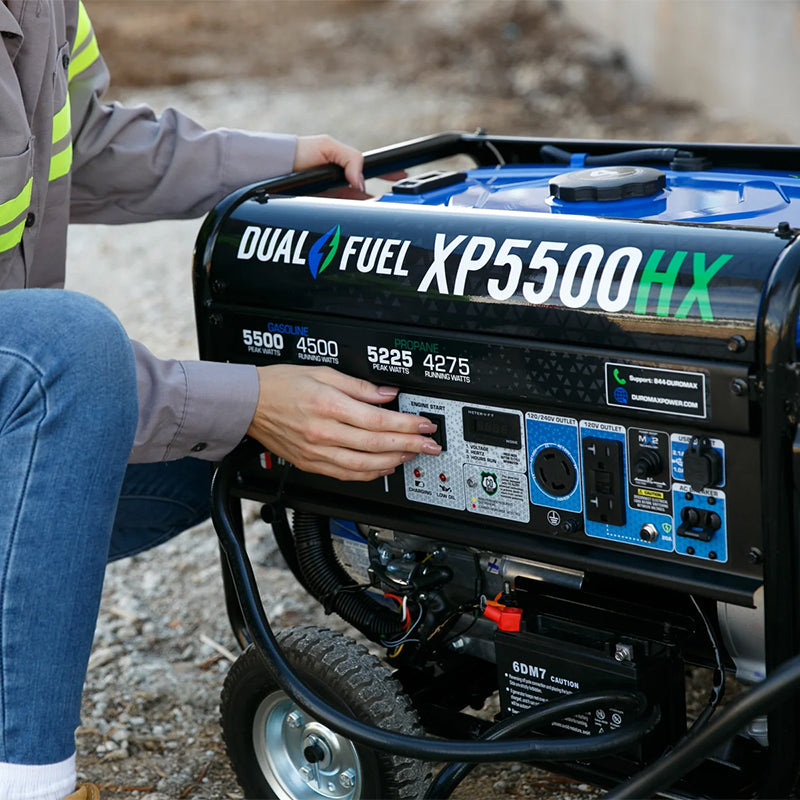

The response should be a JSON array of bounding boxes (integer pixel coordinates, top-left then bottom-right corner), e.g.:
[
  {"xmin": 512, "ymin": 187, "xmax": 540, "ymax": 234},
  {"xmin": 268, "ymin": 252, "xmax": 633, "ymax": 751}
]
[{"xmin": 60, "ymin": 2, "xmax": 780, "ymax": 798}]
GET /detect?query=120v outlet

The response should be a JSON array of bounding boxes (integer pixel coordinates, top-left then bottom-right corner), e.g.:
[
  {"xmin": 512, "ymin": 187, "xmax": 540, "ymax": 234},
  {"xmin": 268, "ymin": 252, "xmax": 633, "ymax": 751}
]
[{"xmin": 582, "ymin": 437, "xmax": 626, "ymax": 526}]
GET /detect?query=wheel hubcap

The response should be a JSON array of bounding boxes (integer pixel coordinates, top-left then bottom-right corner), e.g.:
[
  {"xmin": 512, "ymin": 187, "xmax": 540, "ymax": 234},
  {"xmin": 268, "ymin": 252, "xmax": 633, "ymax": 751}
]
[{"xmin": 253, "ymin": 692, "xmax": 362, "ymax": 799}]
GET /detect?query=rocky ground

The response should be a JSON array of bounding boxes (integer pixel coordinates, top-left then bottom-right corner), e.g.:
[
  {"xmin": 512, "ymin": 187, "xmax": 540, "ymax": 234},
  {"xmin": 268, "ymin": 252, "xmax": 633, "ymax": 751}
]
[{"xmin": 62, "ymin": 1, "xmax": 781, "ymax": 798}]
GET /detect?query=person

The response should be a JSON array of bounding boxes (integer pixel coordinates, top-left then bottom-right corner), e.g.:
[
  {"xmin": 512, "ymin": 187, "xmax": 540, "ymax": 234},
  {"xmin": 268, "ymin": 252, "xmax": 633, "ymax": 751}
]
[{"xmin": 0, "ymin": 2, "xmax": 442, "ymax": 799}]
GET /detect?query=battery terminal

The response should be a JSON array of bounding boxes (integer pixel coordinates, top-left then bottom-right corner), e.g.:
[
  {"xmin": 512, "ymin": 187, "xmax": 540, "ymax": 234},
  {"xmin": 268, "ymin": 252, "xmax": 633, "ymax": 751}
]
[{"xmin": 481, "ymin": 595, "xmax": 523, "ymax": 632}]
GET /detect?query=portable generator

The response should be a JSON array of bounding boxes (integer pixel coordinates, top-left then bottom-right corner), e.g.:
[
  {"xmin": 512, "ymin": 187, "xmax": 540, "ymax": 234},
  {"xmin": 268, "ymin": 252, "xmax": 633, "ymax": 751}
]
[{"xmin": 194, "ymin": 132, "xmax": 800, "ymax": 799}]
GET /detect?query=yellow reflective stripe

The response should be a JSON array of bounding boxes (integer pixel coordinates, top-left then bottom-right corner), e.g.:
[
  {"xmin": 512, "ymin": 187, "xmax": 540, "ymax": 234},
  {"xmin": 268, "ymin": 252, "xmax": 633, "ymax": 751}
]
[
  {"xmin": 68, "ymin": 32, "xmax": 100, "ymax": 81},
  {"xmin": 52, "ymin": 99, "xmax": 71, "ymax": 144},
  {"xmin": 0, "ymin": 220, "xmax": 26, "ymax": 254},
  {"xmin": 0, "ymin": 177, "xmax": 32, "ymax": 227},
  {"xmin": 74, "ymin": 1, "xmax": 92, "ymax": 51},
  {"xmin": 49, "ymin": 141, "xmax": 73, "ymax": 182},
  {"xmin": 50, "ymin": 96, "xmax": 73, "ymax": 180}
]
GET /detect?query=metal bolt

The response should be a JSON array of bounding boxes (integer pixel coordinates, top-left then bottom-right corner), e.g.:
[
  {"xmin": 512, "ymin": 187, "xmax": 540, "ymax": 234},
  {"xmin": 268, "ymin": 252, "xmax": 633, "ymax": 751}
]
[
  {"xmin": 286, "ymin": 710, "xmax": 303, "ymax": 729},
  {"xmin": 727, "ymin": 334, "xmax": 747, "ymax": 353},
  {"xmin": 299, "ymin": 766, "xmax": 313, "ymax": 782},
  {"xmin": 730, "ymin": 378, "xmax": 749, "ymax": 397},
  {"xmin": 449, "ymin": 637, "xmax": 465, "ymax": 652},
  {"xmin": 747, "ymin": 547, "xmax": 763, "ymax": 565},
  {"xmin": 560, "ymin": 518, "xmax": 579, "ymax": 534},
  {"xmin": 339, "ymin": 768, "xmax": 357, "ymax": 789},
  {"xmin": 614, "ymin": 643, "xmax": 633, "ymax": 662}
]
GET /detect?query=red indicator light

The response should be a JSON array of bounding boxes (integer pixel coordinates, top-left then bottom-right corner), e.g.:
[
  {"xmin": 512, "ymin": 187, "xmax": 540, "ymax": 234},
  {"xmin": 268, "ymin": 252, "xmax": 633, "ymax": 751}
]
[
  {"xmin": 413, "ymin": 468, "xmax": 422, "ymax": 479},
  {"xmin": 439, "ymin": 473, "xmax": 447, "ymax": 482}
]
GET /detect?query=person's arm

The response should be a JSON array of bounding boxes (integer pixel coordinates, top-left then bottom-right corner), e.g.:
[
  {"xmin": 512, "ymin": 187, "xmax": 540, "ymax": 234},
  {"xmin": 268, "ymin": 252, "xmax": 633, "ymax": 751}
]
[
  {"xmin": 128, "ymin": 341, "xmax": 260, "ymax": 463},
  {"xmin": 68, "ymin": 5, "xmax": 433, "ymax": 474},
  {"xmin": 130, "ymin": 342, "xmax": 441, "ymax": 479},
  {"xmin": 246, "ymin": 364, "xmax": 441, "ymax": 481},
  {"xmin": 66, "ymin": 12, "xmax": 362, "ymax": 223}
]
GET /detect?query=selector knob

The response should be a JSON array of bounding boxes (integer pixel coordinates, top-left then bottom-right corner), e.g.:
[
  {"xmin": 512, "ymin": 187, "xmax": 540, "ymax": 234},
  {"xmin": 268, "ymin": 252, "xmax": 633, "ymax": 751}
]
[{"xmin": 635, "ymin": 449, "xmax": 663, "ymax": 478}]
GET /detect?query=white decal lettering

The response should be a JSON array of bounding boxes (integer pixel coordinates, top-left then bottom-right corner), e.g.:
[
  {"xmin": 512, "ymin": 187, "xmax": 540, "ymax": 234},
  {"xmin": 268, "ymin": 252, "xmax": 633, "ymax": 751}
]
[
  {"xmin": 376, "ymin": 239, "xmax": 400, "ymax": 275},
  {"xmin": 597, "ymin": 246, "xmax": 642, "ymax": 312},
  {"xmin": 522, "ymin": 240, "xmax": 567, "ymax": 304},
  {"xmin": 291, "ymin": 230, "xmax": 308, "ymax": 265},
  {"xmin": 488, "ymin": 238, "xmax": 529, "ymax": 300},
  {"xmin": 357, "ymin": 237, "xmax": 380, "ymax": 273},
  {"xmin": 393, "ymin": 240, "xmax": 410, "ymax": 277},
  {"xmin": 272, "ymin": 230, "xmax": 295, "ymax": 263},
  {"xmin": 560, "ymin": 243, "xmax": 604, "ymax": 308},
  {"xmin": 237, "ymin": 225, "xmax": 262, "ymax": 260},
  {"xmin": 339, "ymin": 236, "xmax": 363, "ymax": 271},
  {"xmin": 256, "ymin": 227, "xmax": 280, "ymax": 262},
  {"xmin": 454, "ymin": 236, "xmax": 495, "ymax": 296},
  {"xmin": 418, "ymin": 233, "xmax": 467, "ymax": 294}
]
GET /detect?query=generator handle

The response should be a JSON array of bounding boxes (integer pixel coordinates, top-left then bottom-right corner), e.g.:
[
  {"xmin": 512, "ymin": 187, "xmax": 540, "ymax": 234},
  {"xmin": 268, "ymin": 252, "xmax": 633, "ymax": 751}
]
[{"xmin": 229, "ymin": 130, "xmax": 492, "ymax": 199}]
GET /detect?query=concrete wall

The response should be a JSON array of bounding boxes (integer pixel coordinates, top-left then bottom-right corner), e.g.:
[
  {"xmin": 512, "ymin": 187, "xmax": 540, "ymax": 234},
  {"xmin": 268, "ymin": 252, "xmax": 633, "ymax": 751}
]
[{"xmin": 558, "ymin": 0, "xmax": 800, "ymax": 142}]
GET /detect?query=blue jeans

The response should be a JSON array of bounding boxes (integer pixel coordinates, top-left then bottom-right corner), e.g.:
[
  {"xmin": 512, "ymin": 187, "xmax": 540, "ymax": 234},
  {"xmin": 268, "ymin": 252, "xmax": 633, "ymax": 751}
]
[{"xmin": 0, "ymin": 290, "xmax": 211, "ymax": 765}]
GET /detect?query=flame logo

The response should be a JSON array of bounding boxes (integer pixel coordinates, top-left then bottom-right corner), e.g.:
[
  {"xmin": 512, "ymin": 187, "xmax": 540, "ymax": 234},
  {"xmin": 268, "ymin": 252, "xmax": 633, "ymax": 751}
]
[{"xmin": 308, "ymin": 225, "xmax": 341, "ymax": 279}]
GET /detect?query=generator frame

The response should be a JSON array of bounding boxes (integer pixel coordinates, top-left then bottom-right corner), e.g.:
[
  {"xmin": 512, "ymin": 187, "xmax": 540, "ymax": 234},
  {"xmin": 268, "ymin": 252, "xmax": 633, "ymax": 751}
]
[{"xmin": 194, "ymin": 132, "xmax": 800, "ymax": 798}]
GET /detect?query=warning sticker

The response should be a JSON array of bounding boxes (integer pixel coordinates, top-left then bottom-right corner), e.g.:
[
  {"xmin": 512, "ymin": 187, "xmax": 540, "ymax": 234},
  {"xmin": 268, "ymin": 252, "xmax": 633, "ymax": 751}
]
[{"xmin": 605, "ymin": 363, "xmax": 707, "ymax": 419}]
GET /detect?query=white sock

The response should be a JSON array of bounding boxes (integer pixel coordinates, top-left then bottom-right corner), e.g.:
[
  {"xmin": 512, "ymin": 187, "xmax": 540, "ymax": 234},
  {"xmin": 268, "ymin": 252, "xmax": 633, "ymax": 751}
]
[{"xmin": 0, "ymin": 753, "xmax": 76, "ymax": 800}]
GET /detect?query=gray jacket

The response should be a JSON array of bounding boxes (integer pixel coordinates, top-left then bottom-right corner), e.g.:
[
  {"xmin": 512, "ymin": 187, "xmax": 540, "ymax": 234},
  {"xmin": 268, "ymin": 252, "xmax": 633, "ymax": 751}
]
[{"xmin": 0, "ymin": 0, "xmax": 296, "ymax": 461}]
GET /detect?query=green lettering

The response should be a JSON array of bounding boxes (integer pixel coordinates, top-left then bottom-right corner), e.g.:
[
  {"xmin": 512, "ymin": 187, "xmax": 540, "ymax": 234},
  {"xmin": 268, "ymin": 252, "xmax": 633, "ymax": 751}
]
[
  {"xmin": 674, "ymin": 253, "xmax": 732, "ymax": 320},
  {"xmin": 634, "ymin": 250, "xmax": 687, "ymax": 316}
]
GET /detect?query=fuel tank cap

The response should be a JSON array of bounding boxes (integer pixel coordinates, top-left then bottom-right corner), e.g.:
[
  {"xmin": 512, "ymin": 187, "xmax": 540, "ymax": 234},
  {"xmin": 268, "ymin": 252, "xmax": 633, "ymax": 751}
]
[{"xmin": 550, "ymin": 165, "xmax": 666, "ymax": 202}]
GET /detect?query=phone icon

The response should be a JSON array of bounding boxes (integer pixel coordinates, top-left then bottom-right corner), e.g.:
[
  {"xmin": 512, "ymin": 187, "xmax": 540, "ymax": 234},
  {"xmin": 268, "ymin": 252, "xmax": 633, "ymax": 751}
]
[{"xmin": 613, "ymin": 368, "xmax": 627, "ymax": 386}]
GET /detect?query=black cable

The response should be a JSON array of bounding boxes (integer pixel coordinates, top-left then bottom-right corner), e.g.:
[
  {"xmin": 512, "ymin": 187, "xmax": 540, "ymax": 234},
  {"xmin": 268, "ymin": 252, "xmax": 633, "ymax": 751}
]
[
  {"xmin": 604, "ymin": 650, "xmax": 800, "ymax": 799},
  {"xmin": 540, "ymin": 144, "xmax": 694, "ymax": 167},
  {"xmin": 425, "ymin": 695, "xmax": 660, "ymax": 798},
  {"xmin": 211, "ymin": 442, "xmax": 658, "ymax": 763},
  {"xmin": 684, "ymin": 596, "xmax": 725, "ymax": 736}
]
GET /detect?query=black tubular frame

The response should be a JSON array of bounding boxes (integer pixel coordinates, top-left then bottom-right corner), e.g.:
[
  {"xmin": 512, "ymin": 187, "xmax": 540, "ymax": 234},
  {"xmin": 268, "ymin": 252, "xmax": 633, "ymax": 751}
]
[
  {"xmin": 200, "ymin": 132, "xmax": 800, "ymax": 797},
  {"xmin": 211, "ymin": 442, "xmax": 660, "ymax": 765}
]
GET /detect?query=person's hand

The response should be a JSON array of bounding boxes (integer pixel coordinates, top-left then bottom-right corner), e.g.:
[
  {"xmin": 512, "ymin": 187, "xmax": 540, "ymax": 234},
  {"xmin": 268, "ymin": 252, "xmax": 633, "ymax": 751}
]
[
  {"xmin": 294, "ymin": 134, "xmax": 365, "ymax": 193},
  {"xmin": 246, "ymin": 364, "xmax": 442, "ymax": 482}
]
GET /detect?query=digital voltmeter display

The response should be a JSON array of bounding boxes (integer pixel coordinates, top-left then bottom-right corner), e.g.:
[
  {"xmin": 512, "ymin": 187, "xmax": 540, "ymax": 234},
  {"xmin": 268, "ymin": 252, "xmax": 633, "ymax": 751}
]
[{"xmin": 462, "ymin": 407, "xmax": 522, "ymax": 449}]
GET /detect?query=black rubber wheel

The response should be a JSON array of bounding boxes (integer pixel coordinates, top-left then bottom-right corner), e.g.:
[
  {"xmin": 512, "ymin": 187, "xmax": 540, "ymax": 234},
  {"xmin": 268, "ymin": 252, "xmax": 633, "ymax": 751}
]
[{"xmin": 220, "ymin": 626, "xmax": 429, "ymax": 800}]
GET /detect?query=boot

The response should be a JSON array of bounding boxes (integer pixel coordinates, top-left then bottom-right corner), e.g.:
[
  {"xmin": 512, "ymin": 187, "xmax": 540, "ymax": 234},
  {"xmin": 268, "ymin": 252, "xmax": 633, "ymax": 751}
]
[{"xmin": 62, "ymin": 784, "xmax": 100, "ymax": 800}]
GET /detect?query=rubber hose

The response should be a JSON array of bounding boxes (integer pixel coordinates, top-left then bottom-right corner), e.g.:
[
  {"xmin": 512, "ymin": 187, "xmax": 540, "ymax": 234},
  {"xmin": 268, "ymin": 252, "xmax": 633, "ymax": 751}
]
[
  {"xmin": 269, "ymin": 504, "xmax": 315, "ymax": 597},
  {"xmin": 540, "ymin": 144, "xmax": 691, "ymax": 166},
  {"xmin": 293, "ymin": 510, "xmax": 405, "ymax": 639},
  {"xmin": 212, "ymin": 441, "xmax": 659, "ymax": 762}
]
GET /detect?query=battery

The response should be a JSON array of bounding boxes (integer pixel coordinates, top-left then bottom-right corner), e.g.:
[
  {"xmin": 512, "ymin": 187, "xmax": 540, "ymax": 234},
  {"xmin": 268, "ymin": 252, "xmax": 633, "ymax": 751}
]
[{"xmin": 495, "ymin": 627, "xmax": 684, "ymax": 763}]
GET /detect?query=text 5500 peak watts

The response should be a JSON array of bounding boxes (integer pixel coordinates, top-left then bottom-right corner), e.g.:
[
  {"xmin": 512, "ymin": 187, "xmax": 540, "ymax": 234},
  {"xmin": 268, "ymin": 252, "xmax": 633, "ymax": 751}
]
[{"xmin": 196, "ymin": 134, "xmax": 800, "ymax": 798}]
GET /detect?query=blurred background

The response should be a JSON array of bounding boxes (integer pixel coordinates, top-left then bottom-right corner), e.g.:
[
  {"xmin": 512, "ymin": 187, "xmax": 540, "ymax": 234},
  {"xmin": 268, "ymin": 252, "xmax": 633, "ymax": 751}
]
[{"xmin": 88, "ymin": 0, "xmax": 792, "ymax": 148}]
